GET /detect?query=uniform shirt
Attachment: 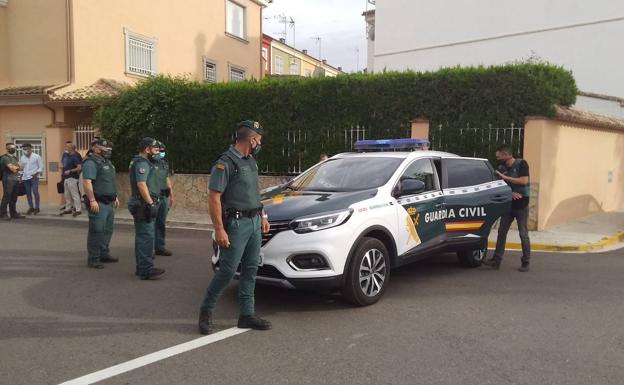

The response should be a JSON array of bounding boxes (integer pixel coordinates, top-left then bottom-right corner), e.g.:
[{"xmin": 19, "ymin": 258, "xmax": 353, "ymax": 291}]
[
  {"xmin": 1, "ymin": 153, "xmax": 20, "ymax": 181},
  {"xmin": 499, "ymin": 159, "xmax": 530, "ymax": 209},
  {"xmin": 82, "ymin": 154, "xmax": 117, "ymax": 197},
  {"xmin": 152, "ymin": 157, "xmax": 172, "ymax": 192},
  {"xmin": 19, "ymin": 152, "xmax": 43, "ymax": 180},
  {"xmin": 129, "ymin": 155, "xmax": 160, "ymax": 198},
  {"xmin": 209, "ymin": 145, "xmax": 261, "ymax": 211},
  {"xmin": 61, "ymin": 152, "xmax": 82, "ymax": 179}
]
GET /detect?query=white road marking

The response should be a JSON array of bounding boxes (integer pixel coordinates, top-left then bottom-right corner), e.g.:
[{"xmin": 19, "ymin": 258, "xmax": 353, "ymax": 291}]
[{"xmin": 58, "ymin": 327, "xmax": 249, "ymax": 385}]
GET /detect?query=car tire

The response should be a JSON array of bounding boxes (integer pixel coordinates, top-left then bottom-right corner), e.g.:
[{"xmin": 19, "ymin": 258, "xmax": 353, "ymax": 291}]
[
  {"xmin": 457, "ymin": 246, "xmax": 487, "ymax": 268},
  {"xmin": 342, "ymin": 237, "xmax": 390, "ymax": 306}
]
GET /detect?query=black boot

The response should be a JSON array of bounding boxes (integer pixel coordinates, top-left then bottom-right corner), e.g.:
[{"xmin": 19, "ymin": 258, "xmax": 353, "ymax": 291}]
[
  {"xmin": 198, "ymin": 309, "xmax": 213, "ymax": 335},
  {"xmin": 518, "ymin": 263, "xmax": 530, "ymax": 272},
  {"xmin": 482, "ymin": 258, "xmax": 501, "ymax": 270},
  {"xmin": 155, "ymin": 248, "xmax": 173, "ymax": 256},
  {"xmin": 139, "ymin": 268, "xmax": 165, "ymax": 280},
  {"xmin": 100, "ymin": 255, "xmax": 119, "ymax": 263},
  {"xmin": 237, "ymin": 315, "xmax": 272, "ymax": 330},
  {"xmin": 88, "ymin": 261, "xmax": 104, "ymax": 269}
]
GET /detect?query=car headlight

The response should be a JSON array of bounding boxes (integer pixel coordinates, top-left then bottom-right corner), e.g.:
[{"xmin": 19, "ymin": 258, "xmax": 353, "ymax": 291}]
[{"xmin": 290, "ymin": 209, "xmax": 353, "ymax": 234}]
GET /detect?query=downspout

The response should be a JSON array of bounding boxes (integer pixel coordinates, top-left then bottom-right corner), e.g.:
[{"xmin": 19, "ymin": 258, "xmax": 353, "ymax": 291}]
[{"xmin": 44, "ymin": 0, "xmax": 73, "ymax": 125}]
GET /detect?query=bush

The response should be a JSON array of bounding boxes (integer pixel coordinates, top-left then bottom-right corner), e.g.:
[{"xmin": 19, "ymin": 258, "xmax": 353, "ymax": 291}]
[{"xmin": 93, "ymin": 63, "xmax": 576, "ymax": 174}]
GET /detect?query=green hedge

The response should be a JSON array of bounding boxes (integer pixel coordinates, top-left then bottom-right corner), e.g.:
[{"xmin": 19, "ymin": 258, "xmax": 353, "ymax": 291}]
[{"xmin": 93, "ymin": 63, "xmax": 576, "ymax": 174}]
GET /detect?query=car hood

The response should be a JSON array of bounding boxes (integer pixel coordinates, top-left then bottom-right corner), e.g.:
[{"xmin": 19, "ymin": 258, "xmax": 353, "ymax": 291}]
[{"xmin": 261, "ymin": 187, "xmax": 378, "ymax": 222}]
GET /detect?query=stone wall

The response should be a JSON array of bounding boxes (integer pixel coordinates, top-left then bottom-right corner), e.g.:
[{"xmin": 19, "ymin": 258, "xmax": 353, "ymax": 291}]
[{"xmin": 115, "ymin": 173, "xmax": 290, "ymax": 211}]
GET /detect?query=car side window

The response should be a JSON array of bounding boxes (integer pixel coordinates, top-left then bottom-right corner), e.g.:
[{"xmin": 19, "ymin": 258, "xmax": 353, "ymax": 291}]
[
  {"xmin": 445, "ymin": 159, "xmax": 494, "ymax": 188},
  {"xmin": 399, "ymin": 158, "xmax": 438, "ymax": 192}
]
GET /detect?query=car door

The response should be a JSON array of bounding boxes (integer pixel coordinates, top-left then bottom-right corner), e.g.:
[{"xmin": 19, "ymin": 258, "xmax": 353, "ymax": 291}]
[
  {"xmin": 441, "ymin": 158, "xmax": 511, "ymax": 240},
  {"xmin": 393, "ymin": 157, "xmax": 446, "ymax": 257}
]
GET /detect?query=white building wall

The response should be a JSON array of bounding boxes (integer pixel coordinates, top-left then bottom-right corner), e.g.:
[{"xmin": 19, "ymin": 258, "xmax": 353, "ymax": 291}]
[{"xmin": 374, "ymin": 0, "xmax": 624, "ymax": 97}]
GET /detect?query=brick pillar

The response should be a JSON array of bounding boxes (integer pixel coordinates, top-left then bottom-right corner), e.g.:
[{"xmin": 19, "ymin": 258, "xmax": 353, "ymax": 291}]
[{"xmin": 410, "ymin": 118, "xmax": 430, "ymax": 140}]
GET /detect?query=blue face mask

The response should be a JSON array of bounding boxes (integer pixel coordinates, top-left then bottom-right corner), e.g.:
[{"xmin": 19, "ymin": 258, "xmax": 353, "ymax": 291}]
[{"xmin": 159, "ymin": 152, "xmax": 166, "ymax": 159}]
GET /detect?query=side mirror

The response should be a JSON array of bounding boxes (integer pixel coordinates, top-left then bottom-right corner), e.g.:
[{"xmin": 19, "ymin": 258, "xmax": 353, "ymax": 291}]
[{"xmin": 400, "ymin": 179, "xmax": 426, "ymax": 196}]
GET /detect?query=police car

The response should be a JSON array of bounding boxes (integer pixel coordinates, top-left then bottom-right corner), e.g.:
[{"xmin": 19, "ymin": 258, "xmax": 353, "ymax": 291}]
[{"xmin": 213, "ymin": 139, "xmax": 512, "ymax": 306}]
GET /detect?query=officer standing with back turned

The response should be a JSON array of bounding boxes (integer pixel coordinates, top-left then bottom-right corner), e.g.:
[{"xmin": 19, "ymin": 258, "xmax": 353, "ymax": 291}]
[
  {"xmin": 152, "ymin": 141, "xmax": 174, "ymax": 256},
  {"xmin": 82, "ymin": 138, "xmax": 119, "ymax": 269},
  {"xmin": 129, "ymin": 138, "xmax": 165, "ymax": 280},
  {"xmin": 198, "ymin": 120, "xmax": 271, "ymax": 335}
]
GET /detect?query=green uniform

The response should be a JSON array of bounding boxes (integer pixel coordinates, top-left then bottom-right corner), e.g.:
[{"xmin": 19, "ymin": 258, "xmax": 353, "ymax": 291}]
[
  {"xmin": 153, "ymin": 158, "xmax": 171, "ymax": 252},
  {"xmin": 200, "ymin": 145, "xmax": 263, "ymax": 316},
  {"xmin": 128, "ymin": 155, "xmax": 161, "ymax": 275},
  {"xmin": 83, "ymin": 154, "xmax": 117, "ymax": 263}
]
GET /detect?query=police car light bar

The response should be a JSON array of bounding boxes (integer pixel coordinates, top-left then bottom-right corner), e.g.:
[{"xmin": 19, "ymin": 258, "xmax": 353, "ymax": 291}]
[{"xmin": 354, "ymin": 138, "xmax": 430, "ymax": 152}]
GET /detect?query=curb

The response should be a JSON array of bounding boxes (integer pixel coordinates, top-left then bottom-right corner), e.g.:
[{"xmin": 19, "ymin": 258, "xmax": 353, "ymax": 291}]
[
  {"xmin": 488, "ymin": 230, "xmax": 624, "ymax": 252},
  {"xmin": 26, "ymin": 212, "xmax": 214, "ymax": 231}
]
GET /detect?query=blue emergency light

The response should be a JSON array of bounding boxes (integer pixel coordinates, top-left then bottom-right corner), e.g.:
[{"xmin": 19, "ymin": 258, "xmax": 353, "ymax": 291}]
[{"xmin": 354, "ymin": 138, "xmax": 430, "ymax": 152}]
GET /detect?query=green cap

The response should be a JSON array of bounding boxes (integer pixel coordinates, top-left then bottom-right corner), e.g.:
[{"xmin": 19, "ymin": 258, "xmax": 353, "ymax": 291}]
[
  {"xmin": 94, "ymin": 138, "xmax": 113, "ymax": 148},
  {"xmin": 138, "ymin": 137, "xmax": 158, "ymax": 151},
  {"xmin": 238, "ymin": 120, "xmax": 264, "ymax": 135}
]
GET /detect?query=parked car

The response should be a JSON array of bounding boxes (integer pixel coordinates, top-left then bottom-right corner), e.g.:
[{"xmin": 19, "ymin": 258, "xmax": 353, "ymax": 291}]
[{"xmin": 212, "ymin": 139, "xmax": 512, "ymax": 306}]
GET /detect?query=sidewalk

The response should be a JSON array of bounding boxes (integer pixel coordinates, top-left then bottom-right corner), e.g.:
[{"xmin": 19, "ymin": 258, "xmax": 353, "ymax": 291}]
[
  {"xmin": 15, "ymin": 202, "xmax": 213, "ymax": 230},
  {"xmin": 13, "ymin": 203, "xmax": 624, "ymax": 253},
  {"xmin": 488, "ymin": 210, "xmax": 624, "ymax": 252}
]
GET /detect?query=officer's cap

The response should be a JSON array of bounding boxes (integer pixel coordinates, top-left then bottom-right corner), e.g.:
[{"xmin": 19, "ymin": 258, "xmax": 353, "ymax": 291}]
[
  {"xmin": 156, "ymin": 140, "xmax": 166, "ymax": 150},
  {"xmin": 238, "ymin": 120, "xmax": 264, "ymax": 135},
  {"xmin": 138, "ymin": 137, "xmax": 158, "ymax": 151},
  {"xmin": 93, "ymin": 138, "xmax": 113, "ymax": 148}
]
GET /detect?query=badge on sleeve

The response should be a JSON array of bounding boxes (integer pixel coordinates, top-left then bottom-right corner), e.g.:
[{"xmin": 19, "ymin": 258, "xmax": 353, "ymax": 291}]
[
  {"xmin": 216, "ymin": 163, "xmax": 225, "ymax": 171},
  {"xmin": 138, "ymin": 167, "xmax": 146, "ymax": 174}
]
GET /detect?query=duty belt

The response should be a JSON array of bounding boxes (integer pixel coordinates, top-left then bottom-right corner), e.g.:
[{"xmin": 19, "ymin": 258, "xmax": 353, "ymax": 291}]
[{"xmin": 225, "ymin": 207, "xmax": 261, "ymax": 219}]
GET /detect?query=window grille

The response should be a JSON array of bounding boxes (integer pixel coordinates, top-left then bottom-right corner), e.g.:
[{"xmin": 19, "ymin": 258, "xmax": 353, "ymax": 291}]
[{"xmin": 125, "ymin": 30, "xmax": 157, "ymax": 76}]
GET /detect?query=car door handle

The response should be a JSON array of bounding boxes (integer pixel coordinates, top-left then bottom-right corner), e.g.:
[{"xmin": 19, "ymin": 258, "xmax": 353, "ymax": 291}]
[{"xmin": 490, "ymin": 195, "xmax": 508, "ymax": 203}]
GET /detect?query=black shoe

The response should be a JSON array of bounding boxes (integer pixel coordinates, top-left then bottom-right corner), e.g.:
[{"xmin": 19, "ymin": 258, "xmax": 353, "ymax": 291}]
[
  {"xmin": 1, "ymin": 215, "xmax": 9, "ymax": 221},
  {"xmin": 27, "ymin": 208, "xmax": 34, "ymax": 215},
  {"xmin": 198, "ymin": 309, "xmax": 214, "ymax": 335},
  {"xmin": 100, "ymin": 255, "xmax": 119, "ymax": 263},
  {"xmin": 482, "ymin": 258, "xmax": 501, "ymax": 270},
  {"xmin": 88, "ymin": 261, "xmax": 104, "ymax": 269},
  {"xmin": 73, "ymin": 210, "xmax": 82, "ymax": 217},
  {"xmin": 237, "ymin": 315, "xmax": 272, "ymax": 330},
  {"xmin": 33, "ymin": 208, "xmax": 40, "ymax": 215},
  {"xmin": 139, "ymin": 268, "xmax": 165, "ymax": 280},
  {"xmin": 60, "ymin": 209, "xmax": 72, "ymax": 216},
  {"xmin": 155, "ymin": 248, "xmax": 173, "ymax": 256},
  {"xmin": 518, "ymin": 263, "xmax": 530, "ymax": 272},
  {"xmin": 10, "ymin": 214, "xmax": 25, "ymax": 220}
]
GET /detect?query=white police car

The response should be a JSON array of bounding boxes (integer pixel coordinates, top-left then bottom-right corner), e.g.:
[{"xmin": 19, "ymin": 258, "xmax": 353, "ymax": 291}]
[{"xmin": 213, "ymin": 139, "xmax": 512, "ymax": 306}]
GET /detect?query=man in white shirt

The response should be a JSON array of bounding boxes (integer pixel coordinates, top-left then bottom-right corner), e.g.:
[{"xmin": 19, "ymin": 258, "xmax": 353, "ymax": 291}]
[{"xmin": 19, "ymin": 143, "xmax": 43, "ymax": 215}]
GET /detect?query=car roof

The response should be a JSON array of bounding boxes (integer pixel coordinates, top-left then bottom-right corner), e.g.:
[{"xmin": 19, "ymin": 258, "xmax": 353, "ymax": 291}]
[{"xmin": 332, "ymin": 151, "xmax": 462, "ymax": 160}]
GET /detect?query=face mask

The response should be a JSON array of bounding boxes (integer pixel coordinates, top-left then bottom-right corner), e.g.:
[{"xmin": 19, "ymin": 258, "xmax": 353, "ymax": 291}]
[
  {"xmin": 102, "ymin": 150, "xmax": 112, "ymax": 159},
  {"xmin": 252, "ymin": 144, "xmax": 261, "ymax": 157},
  {"xmin": 159, "ymin": 152, "xmax": 166, "ymax": 159},
  {"xmin": 8, "ymin": 148, "xmax": 16, "ymax": 154}
]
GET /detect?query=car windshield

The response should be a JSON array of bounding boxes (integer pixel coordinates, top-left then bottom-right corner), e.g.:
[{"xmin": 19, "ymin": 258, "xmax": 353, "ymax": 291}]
[{"xmin": 288, "ymin": 157, "xmax": 404, "ymax": 192}]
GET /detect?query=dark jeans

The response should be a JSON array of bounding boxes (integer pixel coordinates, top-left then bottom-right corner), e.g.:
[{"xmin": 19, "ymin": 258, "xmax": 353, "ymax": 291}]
[
  {"xmin": 23, "ymin": 176, "xmax": 40, "ymax": 209},
  {"xmin": 1, "ymin": 178, "xmax": 19, "ymax": 216},
  {"xmin": 494, "ymin": 205, "xmax": 531, "ymax": 264}
]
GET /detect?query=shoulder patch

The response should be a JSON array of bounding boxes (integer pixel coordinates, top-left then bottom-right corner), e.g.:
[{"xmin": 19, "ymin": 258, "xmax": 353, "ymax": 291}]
[
  {"xmin": 138, "ymin": 167, "xmax": 146, "ymax": 174},
  {"xmin": 216, "ymin": 163, "xmax": 225, "ymax": 171}
]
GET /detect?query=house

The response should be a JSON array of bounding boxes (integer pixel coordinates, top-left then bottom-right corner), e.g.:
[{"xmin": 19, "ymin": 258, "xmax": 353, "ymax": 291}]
[
  {"xmin": 365, "ymin": 0, "xmax": 624, "ymax": 99},
  {"xmin": 0, "ymin": 0, "xmax": 269, "ymax": 205},
  {"xmin": 262, "ymin": 34, "xmax": 343, "ymax": 78}
]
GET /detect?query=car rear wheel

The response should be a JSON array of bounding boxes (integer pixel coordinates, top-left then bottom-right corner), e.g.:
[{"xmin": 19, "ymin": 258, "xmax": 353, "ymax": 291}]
[
  {"xmin": 343, "ymin": 237, "xmax": 390, "ymax": 306},
  {"xmin": 457, "ymin": 246, "xmax": 487, "ymax": 268}
]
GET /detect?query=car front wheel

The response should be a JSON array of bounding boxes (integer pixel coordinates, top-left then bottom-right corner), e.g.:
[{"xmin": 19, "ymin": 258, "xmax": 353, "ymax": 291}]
[{"xmin": 343, "ymin": 237, "xmax": 390, "ymax": 306}]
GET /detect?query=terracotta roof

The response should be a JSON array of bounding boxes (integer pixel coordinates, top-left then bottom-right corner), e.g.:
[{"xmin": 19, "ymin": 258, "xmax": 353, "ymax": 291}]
[
  {"xmin": 0, "ymin": 85, "xmax": 55, "ymax": 96},
  {"xmin": 527, "ymin": 105, "xmax": 624, "ymax": 131},
  {"xmin": 50, "ymin": 79, "xmax": 126, "ymax": 101}
]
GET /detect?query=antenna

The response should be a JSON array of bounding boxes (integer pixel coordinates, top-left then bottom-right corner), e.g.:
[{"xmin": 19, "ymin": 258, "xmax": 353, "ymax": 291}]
[
  {"xmin": 311, "ymin": 36, "xmax": 322, "ymax": 59},
  {"xmin": 354, "ymin": 46, "xmax": 360, "ymax": 72},
  {"xmin": 289, "ymin": 17, "xmax": 296, "ymax": 47}
]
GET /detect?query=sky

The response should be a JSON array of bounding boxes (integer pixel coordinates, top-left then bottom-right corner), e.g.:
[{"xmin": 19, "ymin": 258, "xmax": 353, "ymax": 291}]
[{"xmin": 262, "ymin": 0, "xmax": 373, "ymax": 73}]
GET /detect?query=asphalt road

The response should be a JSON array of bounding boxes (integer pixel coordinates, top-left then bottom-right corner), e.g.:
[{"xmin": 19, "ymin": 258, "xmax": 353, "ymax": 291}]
[{"xmin": 1, "ymin": 218, "xmax": 623, "ymax": 385}]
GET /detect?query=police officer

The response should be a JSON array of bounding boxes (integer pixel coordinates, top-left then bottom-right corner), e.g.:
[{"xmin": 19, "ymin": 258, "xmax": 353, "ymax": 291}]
[
  {"xmin": 198, "ymin": 120, "xmax": 271, "ymax": 335},
  {"xmin": 152, "ymin": 141, "xmax": 174, "ymax": 256},
  {"xmin": 129, "ymin": 138, "xmax": 165, "ymax": 280},
  {"xmin": 82, "ymin": 138, "xmax": 119, "ymax": 269}
]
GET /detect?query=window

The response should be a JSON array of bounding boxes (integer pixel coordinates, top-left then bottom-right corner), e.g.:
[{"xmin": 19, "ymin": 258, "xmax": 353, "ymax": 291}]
[
  {"xmin": 289, "ymin": 58, "xmax": 299, "ymax": 75},
  {"xmin": 229, "ymin": 66, "xmax": 245, "ymax": 82},
  {"xmin": 262, "ymin": 48, "xmax": 268, "ymax": 71},
  {"xmin": 444, "ymin": 159, "xmax": 494, "ymax": 188},
  {"xmin": 399, "ymin": 158, "xmax": 438, "ymax": 192},
  {"xmin": 74, "ymin": 124, "xmax": 97, "ymax": 151},
  {"xmin": 204, "ymin": 59, "xmax": 217, "ymax": 83},
  {"xmin": 13, "ymin": 138, "xmax": 46, "ymax": 179},
  {"xmin": 124, "ymin": 29, "xmax": 157, "ymax": 76},
  {"xmin": 275, "ymin": 56, "xmax": 284, "ymax": 75},
  {"xmin": 226, "ymin": 0, "xmax": 246, "ymax": 40}
]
